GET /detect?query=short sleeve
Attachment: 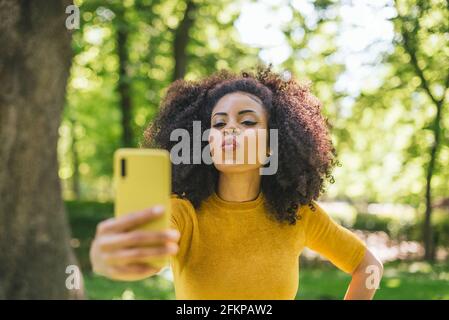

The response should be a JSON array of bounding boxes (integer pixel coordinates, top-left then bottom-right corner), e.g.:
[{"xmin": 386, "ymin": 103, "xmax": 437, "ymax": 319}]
[
  {"xmin": 169, "ymin": 194, "xmax": 187, "ymax": 233},
  {"xmin": 302, "ymin": 200, "xmax": 367, "ymax": 274},
  {"xmin": 168, "ymin": 194, "xmax": 194, "ymax": 267}
]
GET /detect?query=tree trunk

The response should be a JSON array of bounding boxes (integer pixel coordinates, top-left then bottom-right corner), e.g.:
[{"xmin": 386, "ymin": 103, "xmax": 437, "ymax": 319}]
[
  {"xmin": 172, "ymin": 0, "xmax": 197, "ymax": 81},
  {"xmin": 423, "ymin": 98, "xmax": 443, "ymax": 262},
  {"xmin": 0, "ymin": 0, "xmax": 84, "ymax": 299},
  {"xmin": 116, "ymin": 8, "xmax": 133, "ymax": 147},
  {"xmin": 69, "ymin": 116, "xmax": 81, "ymax": 200}
]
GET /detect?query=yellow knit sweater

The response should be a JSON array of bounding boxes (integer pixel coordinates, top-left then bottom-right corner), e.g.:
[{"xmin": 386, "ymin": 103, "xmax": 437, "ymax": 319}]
[{"xmin": 169, "ymin": 192, "xmax": 366, "ymax": 299}]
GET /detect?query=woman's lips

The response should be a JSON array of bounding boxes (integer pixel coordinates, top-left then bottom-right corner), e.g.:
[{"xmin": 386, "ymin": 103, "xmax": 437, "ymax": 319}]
[{"xmin": 221, "ymin": 137, "xmax": 238, "ymax": 150}]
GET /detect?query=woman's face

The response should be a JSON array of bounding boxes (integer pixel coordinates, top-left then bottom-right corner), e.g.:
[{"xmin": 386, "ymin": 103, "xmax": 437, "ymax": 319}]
[{"xmin": 208, "ymin": 91, "xmax": 270, "ymax": 173}]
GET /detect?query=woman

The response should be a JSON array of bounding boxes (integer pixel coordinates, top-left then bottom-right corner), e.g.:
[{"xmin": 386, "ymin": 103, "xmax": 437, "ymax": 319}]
[{"xmin": 90, "ymin": 65, "xmax": 383, "ymax": 300}]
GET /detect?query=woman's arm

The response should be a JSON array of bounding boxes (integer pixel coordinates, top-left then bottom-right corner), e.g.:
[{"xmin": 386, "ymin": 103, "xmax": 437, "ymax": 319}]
[
  {"xmin": 344, "ymin": 248, "xmax": 383, "ymax": 300},
  {"xmin": 301, "ymin": 201, "xmax": 384, "ymax": 299}
]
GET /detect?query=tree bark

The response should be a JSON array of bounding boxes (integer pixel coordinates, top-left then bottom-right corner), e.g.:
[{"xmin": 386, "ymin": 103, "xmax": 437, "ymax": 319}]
[
  {"xmin": 422, "ymin": 95, "xmax": 443, "ymax": 261},
  {"xmin": 0, "ymin": 0, "xmax": 84, "ymax": 299},
  {"xmin": 172, "ymin": 0, "xmax": 197, "ymax": 81},
  {"xmin": 69, "ymin": 116, "xmax": 81, "ymax": 200},
  {"xmin": 116, "ymin": 8, "xmax": 133, "ymax": 147}
]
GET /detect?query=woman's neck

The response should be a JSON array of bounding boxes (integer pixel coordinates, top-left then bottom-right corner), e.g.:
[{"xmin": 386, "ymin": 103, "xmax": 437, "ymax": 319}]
[{"xmin": 216, "ymin": 170, "xmax": 261, "ymax": 202}]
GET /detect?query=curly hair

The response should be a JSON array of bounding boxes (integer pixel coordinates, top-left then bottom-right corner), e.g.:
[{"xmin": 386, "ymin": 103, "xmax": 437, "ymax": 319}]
[{"xmin": 142, "ymin": 64, "xmax": 339, "ymax": 225}]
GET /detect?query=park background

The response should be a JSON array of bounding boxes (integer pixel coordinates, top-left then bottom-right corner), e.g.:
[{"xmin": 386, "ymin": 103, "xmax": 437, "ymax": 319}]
[{"xmin": 0, "ymin": 0, "xmax": 448, "ymax": 299}]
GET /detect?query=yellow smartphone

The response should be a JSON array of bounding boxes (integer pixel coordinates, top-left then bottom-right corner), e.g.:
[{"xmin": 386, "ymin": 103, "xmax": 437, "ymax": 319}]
[{"xmin": 113, "ymin": 148, "xmax": 172, "ymax": 269}]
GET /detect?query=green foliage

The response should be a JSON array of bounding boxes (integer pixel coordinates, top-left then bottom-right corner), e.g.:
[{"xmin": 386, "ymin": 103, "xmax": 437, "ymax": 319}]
[
  {"xmin": 401, "ymin": 210, "xmax": 449, "ymax": 247},
  {"xmin": 60, "ymin": 1, "xmax": 448, "ymax": 258},
  {"xmin": 65, "ymin": 200, "xmax": 113, "ymax": 271},
  {"xmin": 60, "ymin": 0, "xmax": 261, "ymax": 200},
  {"xmin": 353, "ymin": 214, "xmax": 394, "ymax": 235}
]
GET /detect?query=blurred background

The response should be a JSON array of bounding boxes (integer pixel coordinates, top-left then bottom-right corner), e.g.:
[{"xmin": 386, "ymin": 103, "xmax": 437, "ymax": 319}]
[{"xmin": 0, "ymin": 0, "xmax": 448, "ymax": 299}]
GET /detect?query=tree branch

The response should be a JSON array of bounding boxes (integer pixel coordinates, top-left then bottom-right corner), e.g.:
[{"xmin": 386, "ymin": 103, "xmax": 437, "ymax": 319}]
[{"xmin": 395, "ymin": 0, "xmax": 448, "ymax": 107}]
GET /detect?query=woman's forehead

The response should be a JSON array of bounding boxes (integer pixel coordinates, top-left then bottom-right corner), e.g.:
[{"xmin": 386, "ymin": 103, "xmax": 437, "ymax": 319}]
[{"xmin": 212, "ymin": 91, "xmax": 265, "ymax": 112}]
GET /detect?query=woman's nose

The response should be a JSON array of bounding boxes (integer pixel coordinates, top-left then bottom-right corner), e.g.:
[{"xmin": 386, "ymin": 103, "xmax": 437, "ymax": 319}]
[{"xmin": 224, "ymin": 127, "xmax": 241, "ymax": 135}]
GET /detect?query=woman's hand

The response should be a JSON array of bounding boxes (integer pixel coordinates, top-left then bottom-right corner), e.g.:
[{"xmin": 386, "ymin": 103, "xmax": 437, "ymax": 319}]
[{"xmin": 89, "ymin": 205, "xmax": 180, "ymax": 281}]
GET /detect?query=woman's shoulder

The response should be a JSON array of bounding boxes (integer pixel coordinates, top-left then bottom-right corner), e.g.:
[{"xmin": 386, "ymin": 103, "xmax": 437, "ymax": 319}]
[
  {"xmin": 297, "ymin": 199, "xmax": 327, "ymax": 222},
  {"xmin": 171, "ymin": 193, "xmax": 193, "ymax": 203},
  {"xmin": 170, "ymin": 193, "xmax": 196, "ymax": 215},
  {"xmin": 169, "ymin": 193, "xmax": 196, "ymax": 232}
]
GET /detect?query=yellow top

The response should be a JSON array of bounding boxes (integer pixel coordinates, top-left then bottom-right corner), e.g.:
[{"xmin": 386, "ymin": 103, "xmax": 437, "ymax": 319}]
[{"xmin": 169, "ymin": 192, "xmax": 366, "ymax": 300}]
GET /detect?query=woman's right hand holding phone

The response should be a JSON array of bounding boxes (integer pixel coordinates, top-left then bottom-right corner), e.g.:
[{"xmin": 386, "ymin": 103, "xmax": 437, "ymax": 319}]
[{"xmin": 89, "ymin": 205, "xmax": 180, "ymax": 281}]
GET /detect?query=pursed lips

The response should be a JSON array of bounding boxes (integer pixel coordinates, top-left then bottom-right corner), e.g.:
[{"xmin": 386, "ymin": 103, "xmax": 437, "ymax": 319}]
[{"xmin": 221, "ymin": 136, "xmax": 238, "ymax": 150}]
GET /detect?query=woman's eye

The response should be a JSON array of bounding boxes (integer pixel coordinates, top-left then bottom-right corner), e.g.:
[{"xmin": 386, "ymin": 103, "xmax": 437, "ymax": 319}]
[
  {"xmin": 212, "ymin": 122, "xmax": 226, "ymax": 128},
  {"xmin": 242, "ymin": 120, "xmax": 257, "ymax": 126}
]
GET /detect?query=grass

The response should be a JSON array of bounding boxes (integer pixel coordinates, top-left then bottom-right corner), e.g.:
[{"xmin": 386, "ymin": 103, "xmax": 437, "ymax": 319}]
[
  {"xmin": 66, "ymin": 200, "xmax": 449, "ymax": 300},
  {"xmin": 81, "ymin": 261, "xmax": 449, "ymax": 300},
  {"xmin": 296, "ymin": 261, "xmax": 449, "ymax": 300},
  {"xmin": 83, "ymin": 272, "xmax": 175, "ymax": 300}
]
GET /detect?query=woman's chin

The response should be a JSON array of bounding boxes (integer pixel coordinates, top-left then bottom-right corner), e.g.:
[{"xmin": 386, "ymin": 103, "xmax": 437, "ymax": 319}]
[{"xmin": 213, "ymin": 162, "xmax": 262, "ymax": 173}]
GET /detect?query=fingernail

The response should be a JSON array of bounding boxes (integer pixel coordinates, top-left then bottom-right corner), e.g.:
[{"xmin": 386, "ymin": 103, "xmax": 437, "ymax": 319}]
[
  {"xmin": 168, "ymin": 230, "xmax": 179, "ymax": 238},
  {"xmin": 153, "ymin": 205, "xmax": 164, "ymax": 215}
]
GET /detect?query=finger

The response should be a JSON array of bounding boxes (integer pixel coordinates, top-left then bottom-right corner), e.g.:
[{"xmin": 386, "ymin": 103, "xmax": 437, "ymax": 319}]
[
  {"xmin": 98, "ymin": 229, "xmax": 181, "ymax": 252},
  {"xmin": 107, "ymin": 263, "xmax": 160, "ymax": 281},
  {"xmin": 103, "ymin": 243, "xmax": 178, "ymax": 266},
  {"xmin": 96, "ymin": 205, "xmax": 165, "ymax": 235}
]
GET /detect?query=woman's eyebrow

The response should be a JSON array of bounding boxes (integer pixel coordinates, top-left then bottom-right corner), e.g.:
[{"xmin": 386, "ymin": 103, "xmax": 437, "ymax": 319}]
[
  {"xmin": 238, "ymin": 109, "xmax": 256, "ymax": 115},
  {"xmin": 212, "ymin": 109, "xmax": 256, "ymax": 118},
  {"xmin": 212, "ymin": 112, "xmax": 227, "ymax": 118}
]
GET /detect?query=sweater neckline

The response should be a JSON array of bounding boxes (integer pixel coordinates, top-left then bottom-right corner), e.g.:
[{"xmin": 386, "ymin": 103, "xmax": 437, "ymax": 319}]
[{"xmin": 209, "ymin": 191, "xmax": 265, "ymax": 211}]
